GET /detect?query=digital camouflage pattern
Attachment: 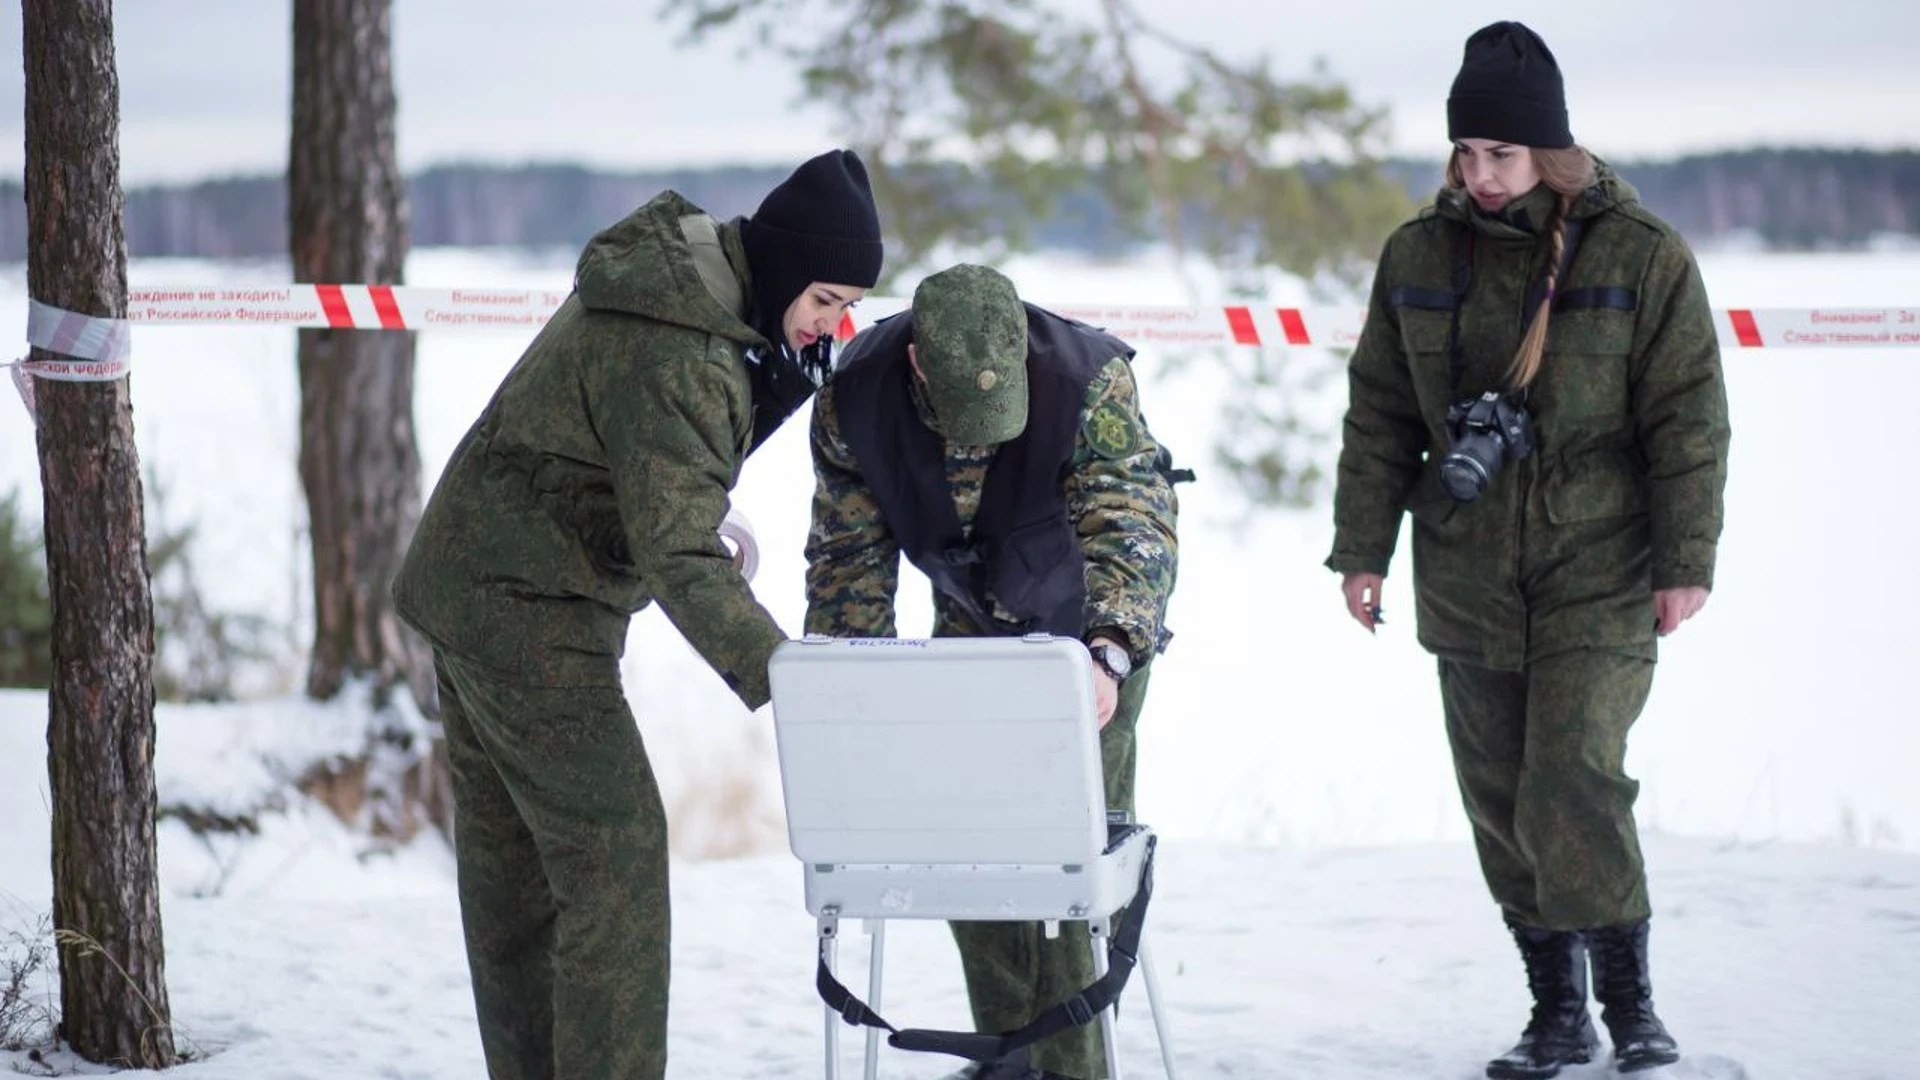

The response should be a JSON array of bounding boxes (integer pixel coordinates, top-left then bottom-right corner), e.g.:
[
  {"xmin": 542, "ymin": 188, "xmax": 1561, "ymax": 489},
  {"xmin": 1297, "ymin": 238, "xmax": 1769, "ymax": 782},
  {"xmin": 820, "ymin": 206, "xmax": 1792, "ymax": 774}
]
[
  {"xmin": 394, "ymin": 191, "xmax": 787, "ymax": 708},
  {"xmin": 1327, "ymin": 162, "xmax": 1729, "ymax": 936},
  {"xmin": 912, "ymin": 264, "xmax": 1032, "ymax": 445},
  {"xmin": 435, "ymin": 651, "xmax": 671, "ymax": 1080},
  {"xmin": 805, "ymin": 354, "xmax": 1178, "ymax": 662},
  {"xmin": 393, "ymin": 190, "xmax": 791, "ymax": 1080},
  {"xmin": 1327, "ymin": 163, "xmax": 1731, "ymax": 671},
  {"xmin": 952, "ymin": 664, "xmax": 1151, "ymax": 1080},
  {"xmin": 805, "ymin": 338, "xmax": 1177, "ymax": 1079},
  {"xmin": 1439, "ymin": 651, "xmax": 1654, "ymax": 930}
]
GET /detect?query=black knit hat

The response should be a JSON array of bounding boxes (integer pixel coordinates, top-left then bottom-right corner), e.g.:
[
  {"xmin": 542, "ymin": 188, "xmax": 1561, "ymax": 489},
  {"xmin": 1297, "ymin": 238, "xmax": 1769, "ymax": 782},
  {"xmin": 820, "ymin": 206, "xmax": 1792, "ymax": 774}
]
[
  {"xmin": 741, "ymin": 149, "xmax": 884, "ymax": 338},
  {"xmin": 1446, "ymin": 21, "xmax": 1573, "ymax": 149}
]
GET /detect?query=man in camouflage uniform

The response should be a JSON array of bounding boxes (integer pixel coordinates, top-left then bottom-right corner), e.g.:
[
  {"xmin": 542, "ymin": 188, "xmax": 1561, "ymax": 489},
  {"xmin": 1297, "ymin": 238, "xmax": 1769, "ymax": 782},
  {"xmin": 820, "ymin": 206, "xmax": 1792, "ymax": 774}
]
[
  {"xmin": 392, "ymin": 150, "xmax": 883, "ymax": 1080},
  {"xmin": 1326, "ymin": 22, "xmax": 1729, "ymax": 1080},
  {"xmin": 804, "ymin": 264, "xmax": 1181, "ymax": 1080}
]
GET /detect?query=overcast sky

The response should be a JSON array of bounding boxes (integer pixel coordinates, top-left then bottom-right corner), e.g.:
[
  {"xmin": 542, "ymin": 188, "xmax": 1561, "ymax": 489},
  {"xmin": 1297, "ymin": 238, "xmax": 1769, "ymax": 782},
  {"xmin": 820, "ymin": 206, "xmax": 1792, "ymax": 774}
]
[{"xmin": 1, "ymin": 1, "xmax": 1914, "ymax": 185}]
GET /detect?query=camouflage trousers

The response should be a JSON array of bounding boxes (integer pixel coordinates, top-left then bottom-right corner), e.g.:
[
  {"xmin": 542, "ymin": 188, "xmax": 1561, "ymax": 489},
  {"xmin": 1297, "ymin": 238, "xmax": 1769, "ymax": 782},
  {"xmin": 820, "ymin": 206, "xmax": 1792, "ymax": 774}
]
[
  {"xmin": 949, "ymin": 664, "xmax": 1150, "ymax": 1080},
  {"xmin": 1438, "ymin": 650, "xmax": 1656, "ymax": 932},
  {"xmin": 434, "ymin": 650, "xmax": 670, "ymax": 1080}
]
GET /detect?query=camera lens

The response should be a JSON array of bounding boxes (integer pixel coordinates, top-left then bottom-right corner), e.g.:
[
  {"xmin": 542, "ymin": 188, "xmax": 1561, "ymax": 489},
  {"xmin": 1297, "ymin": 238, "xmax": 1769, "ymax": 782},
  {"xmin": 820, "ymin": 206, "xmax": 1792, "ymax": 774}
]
[{"xmin": 1439, "ymin": 453, "xmax": 1491, "ymax": 501}]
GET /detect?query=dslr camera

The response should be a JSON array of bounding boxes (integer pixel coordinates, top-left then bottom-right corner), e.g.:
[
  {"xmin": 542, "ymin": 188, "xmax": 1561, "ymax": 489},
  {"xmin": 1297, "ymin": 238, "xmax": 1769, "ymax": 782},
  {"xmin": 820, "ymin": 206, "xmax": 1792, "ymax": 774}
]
[{"xmin": 1439, "ymin": 390, "xmax": 1535, "ymax": 502}]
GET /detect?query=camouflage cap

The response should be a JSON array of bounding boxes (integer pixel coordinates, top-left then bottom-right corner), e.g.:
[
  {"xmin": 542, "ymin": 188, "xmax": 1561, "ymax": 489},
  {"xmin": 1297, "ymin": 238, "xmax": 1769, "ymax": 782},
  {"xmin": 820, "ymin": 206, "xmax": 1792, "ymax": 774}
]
[{"xmin": 912, "ymin": 264, "xmax": 1030, "ymax": 445}]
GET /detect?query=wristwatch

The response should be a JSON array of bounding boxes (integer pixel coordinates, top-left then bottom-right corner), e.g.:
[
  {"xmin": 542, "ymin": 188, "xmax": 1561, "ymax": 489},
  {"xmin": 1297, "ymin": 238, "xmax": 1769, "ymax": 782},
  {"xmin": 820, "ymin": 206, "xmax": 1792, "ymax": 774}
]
[{"xmin": 1087, "ymin": 640, "xmax": 1133, "ymax": 683}]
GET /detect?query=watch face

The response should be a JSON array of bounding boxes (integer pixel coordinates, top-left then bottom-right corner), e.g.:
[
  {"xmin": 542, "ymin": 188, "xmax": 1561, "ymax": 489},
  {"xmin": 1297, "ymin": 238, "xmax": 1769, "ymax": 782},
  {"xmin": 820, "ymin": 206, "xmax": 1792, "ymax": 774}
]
[{"xmin": 1095, "ymin": 643, "xmax": 1131, "ymax": 679}]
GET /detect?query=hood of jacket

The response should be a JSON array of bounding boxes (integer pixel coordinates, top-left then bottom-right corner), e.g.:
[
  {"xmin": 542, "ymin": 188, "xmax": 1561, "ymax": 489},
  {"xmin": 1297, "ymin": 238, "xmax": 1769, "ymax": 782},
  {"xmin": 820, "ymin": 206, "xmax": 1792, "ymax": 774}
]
[
  {"xmin": 1433, "ymin": 156, "xmax": 1640, "ymax": 239},
  {"xmin": 572, "ymin": 190, "xmax": 766, "ymax": 349}
]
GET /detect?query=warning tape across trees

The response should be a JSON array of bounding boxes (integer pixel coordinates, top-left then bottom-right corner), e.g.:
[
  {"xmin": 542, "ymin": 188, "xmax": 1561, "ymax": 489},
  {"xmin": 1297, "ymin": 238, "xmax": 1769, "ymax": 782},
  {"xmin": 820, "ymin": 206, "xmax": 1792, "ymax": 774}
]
[{"xmin": 122, "ymin": 284, "xmax": 1920, "ymax": 350}]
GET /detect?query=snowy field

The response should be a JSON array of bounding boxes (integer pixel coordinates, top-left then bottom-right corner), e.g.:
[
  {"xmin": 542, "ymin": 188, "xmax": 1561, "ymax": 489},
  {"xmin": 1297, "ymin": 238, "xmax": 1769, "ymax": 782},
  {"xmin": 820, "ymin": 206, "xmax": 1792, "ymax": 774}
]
[
  {"xmin": 1, "ymin": 703, "xmax": 1916, "ymax": 1080},
  {"xmin": 2, "ymin": 246, "xmax": 1919, "ymax": 1078},
  {"xmin": 3, "ymin": 246, "xmax": 1918, "ymax": 854}
]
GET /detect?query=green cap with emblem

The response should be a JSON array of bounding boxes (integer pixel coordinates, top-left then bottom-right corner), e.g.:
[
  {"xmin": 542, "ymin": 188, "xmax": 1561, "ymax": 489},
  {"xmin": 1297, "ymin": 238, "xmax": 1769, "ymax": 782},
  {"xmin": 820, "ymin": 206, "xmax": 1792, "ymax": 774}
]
[{"xmin": 912, "ymin": 264, "xmax": 1030, "ymax": 445}]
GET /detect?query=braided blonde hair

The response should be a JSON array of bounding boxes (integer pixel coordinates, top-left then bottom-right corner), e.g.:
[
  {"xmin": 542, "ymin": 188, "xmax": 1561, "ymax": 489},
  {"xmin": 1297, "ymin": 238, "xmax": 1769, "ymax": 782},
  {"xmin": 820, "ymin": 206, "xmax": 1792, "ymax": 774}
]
[{"xmin": 1445, "ymin": 145, "xmax": 1597, "ymax": 388}]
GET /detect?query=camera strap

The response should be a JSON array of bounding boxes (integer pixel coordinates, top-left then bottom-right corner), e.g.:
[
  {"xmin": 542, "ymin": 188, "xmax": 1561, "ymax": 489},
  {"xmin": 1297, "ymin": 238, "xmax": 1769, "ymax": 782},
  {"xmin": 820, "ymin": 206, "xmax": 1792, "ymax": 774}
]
[{"xmin": 1446, "ymin": 230, "xmax": 1476, "ymax": 396}]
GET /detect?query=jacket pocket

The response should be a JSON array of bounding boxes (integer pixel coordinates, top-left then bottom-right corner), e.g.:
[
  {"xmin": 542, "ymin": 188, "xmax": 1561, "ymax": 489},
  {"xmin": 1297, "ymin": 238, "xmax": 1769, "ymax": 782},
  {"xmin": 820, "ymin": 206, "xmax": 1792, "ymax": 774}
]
[
  {"xmin": 1397, "ymin": 308, "xmax": 1458, "ymax": 419},
  {"xmin": 1538, "ymin": 309, "xmax": 1636, "ymax": 422},
  {"xmin": 1544, "ymin": 452, "xmax": 1648, "ymax": 524},
  {"xmin": 1399, "ymin": 307, "xmax": 1455, "ymax": 354},
  {"xmin": 528, "ymin": 453, "xmax": 633, "ymax": 575}
]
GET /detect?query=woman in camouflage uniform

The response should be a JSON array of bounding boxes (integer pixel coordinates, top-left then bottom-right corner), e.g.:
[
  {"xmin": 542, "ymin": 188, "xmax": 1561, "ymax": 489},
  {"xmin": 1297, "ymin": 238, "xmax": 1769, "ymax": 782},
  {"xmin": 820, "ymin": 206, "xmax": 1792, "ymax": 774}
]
[
  {"xmin": 1325, "ymin": 22, "xmax": 1729, "ymax": 1080},
  {"xmin": 393, "ymin": 150, "xmax": 882, "ymax": 1080}
]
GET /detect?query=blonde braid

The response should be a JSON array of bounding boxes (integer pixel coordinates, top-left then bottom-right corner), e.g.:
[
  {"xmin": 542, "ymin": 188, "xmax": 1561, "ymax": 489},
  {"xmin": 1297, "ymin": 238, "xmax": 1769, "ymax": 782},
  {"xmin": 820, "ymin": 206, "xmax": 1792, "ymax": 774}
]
[
  {"xmin": 1501, "ymin": 144, "xmax": 1597, "ymax": 388},
  {"xmin": 1507, "ymin": 192, "xmax": 1574, "ymax": 390}
]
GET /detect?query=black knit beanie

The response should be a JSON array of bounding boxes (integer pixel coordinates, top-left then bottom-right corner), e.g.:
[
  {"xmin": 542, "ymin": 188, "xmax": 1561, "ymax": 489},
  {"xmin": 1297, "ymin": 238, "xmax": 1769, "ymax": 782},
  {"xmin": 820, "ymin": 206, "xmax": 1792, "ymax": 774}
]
[
  {"xmin": 1446, "ymin": 21, "xmax": 1573, "ymax": 148},
  {"xmin": 741, "ymin": 149, "xmax": 884, "ymax": 342}
]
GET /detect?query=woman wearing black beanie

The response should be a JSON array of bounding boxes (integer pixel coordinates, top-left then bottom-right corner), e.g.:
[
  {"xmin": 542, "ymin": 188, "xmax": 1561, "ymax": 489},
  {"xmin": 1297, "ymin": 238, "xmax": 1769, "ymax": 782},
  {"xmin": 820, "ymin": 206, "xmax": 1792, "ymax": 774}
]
[
  {"xmin": 1326, "ymin": 21, "xmax": 1729, "ymax": 1080},
  {"xmin": 740, "ymin": 148, "xmax": 886, "ymax": 449},
  {"xmin": 394, "ymin": 150, "xmax": 882, "ymax": 1080}
]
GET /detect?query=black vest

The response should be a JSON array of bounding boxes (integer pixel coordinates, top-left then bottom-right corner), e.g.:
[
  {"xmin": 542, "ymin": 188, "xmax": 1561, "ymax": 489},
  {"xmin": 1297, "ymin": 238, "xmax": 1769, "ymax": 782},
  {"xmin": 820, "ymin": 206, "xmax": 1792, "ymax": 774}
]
[{"xmin": 833, "ymin": 304, "xmax": 1131, "ymax": 637}]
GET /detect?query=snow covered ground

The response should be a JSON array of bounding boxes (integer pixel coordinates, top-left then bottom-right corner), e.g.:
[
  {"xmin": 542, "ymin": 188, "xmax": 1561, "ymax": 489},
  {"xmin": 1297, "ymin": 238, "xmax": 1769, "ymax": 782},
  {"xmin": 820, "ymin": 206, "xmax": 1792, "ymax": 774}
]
[
  {"xmin": 1, "ymin": 702, "xmax": 1915, "ymax": 1079},
  {"xmin": 2, "ymin": 246, "xmax": 1918, "ymax": 1077}
]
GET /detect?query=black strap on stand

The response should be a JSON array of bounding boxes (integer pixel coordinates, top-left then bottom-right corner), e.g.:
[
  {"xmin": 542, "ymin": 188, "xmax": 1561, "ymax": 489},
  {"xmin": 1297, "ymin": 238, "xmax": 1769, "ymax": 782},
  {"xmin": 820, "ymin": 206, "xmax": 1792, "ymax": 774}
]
[{"xmin": 814, "ymin": 834, "xmax": 1158, "ymax": 1065}]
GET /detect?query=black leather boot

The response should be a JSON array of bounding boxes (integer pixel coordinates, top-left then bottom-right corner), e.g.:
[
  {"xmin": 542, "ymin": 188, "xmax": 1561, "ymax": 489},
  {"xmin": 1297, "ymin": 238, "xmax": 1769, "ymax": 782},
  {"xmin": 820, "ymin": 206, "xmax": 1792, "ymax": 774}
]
[
  {"xmin": 1588, "ymin": 920, "xmax": 1681, "ymax": 1072},
  {"xmin": 1486, "ymin": 924, "xmax": 1602, "ymax": 1079}
]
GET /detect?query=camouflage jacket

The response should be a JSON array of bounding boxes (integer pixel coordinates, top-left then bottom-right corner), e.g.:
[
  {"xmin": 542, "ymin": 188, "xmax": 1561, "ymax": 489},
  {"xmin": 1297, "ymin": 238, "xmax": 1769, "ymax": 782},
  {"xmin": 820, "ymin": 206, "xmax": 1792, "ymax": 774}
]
[
  {"xmin": 804, "ymin": 353, "xmax": 1179, "ymax": 664},
  {"xmin": 393, "ymin": 192, "xmax": 788, "ymax": 707},
  {"xmin": 1326, "ymin": 165, "xmax": 1730, "ymax": 669}
]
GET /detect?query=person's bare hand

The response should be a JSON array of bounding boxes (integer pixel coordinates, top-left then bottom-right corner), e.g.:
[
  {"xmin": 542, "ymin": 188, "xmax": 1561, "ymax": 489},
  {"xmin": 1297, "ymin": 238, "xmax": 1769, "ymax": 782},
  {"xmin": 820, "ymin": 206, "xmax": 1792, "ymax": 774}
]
[
  {"xmin": 1089, "ymin": 635, "xmax": 1125, "ymax": 728},
  {"xmin": 1655, "ymin": 586, "xmax": 1709, "ymax": 636},
  {"xmin": 1342, "ymin": 572, "xmax": 1386, "ymax": 634},
  {"xmin": 1092, "ymin": 668, "xmax": 1119, "ymax": 728}
]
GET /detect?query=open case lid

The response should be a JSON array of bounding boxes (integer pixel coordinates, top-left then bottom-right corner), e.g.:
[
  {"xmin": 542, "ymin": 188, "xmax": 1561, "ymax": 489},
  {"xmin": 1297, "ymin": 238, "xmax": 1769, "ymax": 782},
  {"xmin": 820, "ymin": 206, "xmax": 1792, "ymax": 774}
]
[{"xmin": 768, "ymin": 635, "xmax": 1105, "ymax": 865}]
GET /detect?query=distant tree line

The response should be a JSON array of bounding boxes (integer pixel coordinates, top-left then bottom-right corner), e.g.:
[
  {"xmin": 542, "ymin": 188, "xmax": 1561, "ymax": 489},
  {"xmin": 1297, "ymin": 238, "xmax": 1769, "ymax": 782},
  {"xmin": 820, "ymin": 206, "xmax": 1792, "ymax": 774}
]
[
  {"xmin": 1374, "ymin": 148, "xmax": 1920, "ymax": 251},
  {"xmin": 0, "ymin": 147, "xmax": 1912, "ymax": 265}
]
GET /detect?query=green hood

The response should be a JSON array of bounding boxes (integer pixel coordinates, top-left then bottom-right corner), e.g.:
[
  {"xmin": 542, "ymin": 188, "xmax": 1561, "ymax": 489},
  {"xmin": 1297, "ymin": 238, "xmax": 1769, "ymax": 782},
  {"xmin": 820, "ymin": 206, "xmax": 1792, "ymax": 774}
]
[
  {"xmin": 1434, "ymin": 157, "xmax": 1640, "ymax": 237},
  {"xmin": 572, "ymin": 190, "xmax": 765, "ymax": 348}
]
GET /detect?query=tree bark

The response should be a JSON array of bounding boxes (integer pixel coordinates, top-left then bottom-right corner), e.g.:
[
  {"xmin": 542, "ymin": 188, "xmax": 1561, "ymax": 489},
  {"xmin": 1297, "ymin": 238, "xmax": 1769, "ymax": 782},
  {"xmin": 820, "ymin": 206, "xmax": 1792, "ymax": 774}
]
[
  {"xmin": 22, "ymin": 0, "xmax": 178, "ymax": 1067},
  {"xmin": 288, "ymin": 0, "xmax": 430, "ymax": 711},
  {"xmin": 289, "ymin": 0, "xmax": 448, "ymax": 842}
]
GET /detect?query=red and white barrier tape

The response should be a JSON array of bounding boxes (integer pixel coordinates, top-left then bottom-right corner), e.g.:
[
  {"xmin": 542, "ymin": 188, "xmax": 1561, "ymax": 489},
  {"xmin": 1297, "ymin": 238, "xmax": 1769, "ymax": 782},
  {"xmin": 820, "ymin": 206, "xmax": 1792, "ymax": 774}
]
[
  {"xmin": 125, "ymin": 284, "xmax": 572, "ymax": 331},
  {"xmin": 14, "ymin": 298, "xmax": 135, "ymax": 380},
  {"xmin": 116, "ymin": 285, "xmax": 1920, "ymax": 349},
  {"xmin": 8, "ymin": 362, "xmax": 32, "ymax": 419},
  {"xmin": 6, "ymin": 299, "xmax": 138, "ymax": 421}
]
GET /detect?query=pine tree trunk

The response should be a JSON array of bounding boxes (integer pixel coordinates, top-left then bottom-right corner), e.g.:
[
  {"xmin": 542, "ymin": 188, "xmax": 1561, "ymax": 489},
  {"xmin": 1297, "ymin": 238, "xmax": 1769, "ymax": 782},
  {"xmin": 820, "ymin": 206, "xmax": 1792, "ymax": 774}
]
[
  {"xmin": 288, "ymin": 0, "xmax": 430, "ymax": 710},
  {"xmin": 289, "ymin": 0, "xmax": 449, "ymax": 842},
  {"xmin": 22, "ymin": 0, "xmax": 178, "ymax": 1067}
]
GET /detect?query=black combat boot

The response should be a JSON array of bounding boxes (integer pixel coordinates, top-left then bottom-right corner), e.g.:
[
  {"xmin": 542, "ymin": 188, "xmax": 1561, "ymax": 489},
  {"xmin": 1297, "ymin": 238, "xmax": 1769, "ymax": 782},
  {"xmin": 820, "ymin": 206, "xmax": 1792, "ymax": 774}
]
[
  {"xmin": 1587, "ymin": 920, "xmax": 1681, "ymax": 1072},
  {"xmin": 1485, "ymin": 923, "xmax": 1602, "ymax": 1079}
]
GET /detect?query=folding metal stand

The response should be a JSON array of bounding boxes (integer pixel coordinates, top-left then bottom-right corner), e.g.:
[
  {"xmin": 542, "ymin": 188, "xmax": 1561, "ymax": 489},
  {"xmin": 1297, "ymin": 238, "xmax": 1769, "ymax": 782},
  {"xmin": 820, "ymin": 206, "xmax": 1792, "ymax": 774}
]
[{"xmin": 769, "ymin": 634, "xmax": 1179, "ymax": 1080}]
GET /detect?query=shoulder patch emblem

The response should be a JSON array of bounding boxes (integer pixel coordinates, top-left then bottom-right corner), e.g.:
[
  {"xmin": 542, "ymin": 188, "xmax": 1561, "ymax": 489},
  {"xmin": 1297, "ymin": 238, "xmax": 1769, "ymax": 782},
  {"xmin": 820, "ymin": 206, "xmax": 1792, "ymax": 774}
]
[{"xmin": 1084, "ymin": 401, "xmax": 1139, "ymax": 459}]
